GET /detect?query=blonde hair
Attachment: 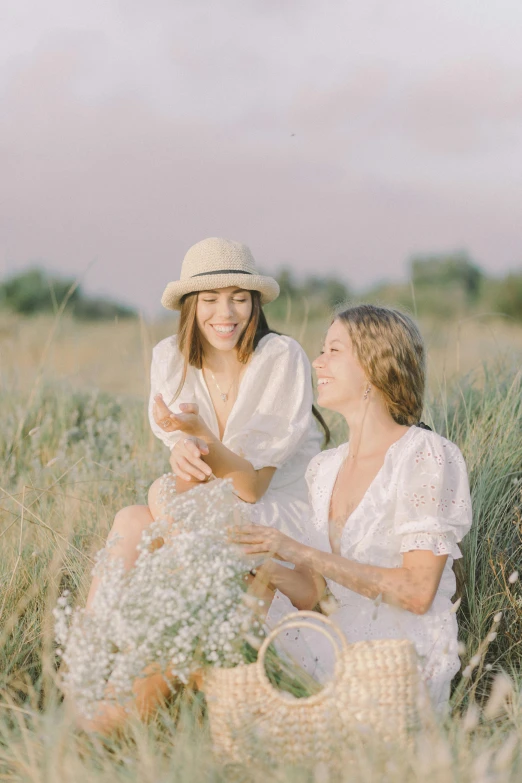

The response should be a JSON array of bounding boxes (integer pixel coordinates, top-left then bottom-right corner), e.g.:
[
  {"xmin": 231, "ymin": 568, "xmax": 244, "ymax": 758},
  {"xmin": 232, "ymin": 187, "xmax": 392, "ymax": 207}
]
[{"xmin": 336, "ymin": 304, "xmax": 426, "ymax": 426}]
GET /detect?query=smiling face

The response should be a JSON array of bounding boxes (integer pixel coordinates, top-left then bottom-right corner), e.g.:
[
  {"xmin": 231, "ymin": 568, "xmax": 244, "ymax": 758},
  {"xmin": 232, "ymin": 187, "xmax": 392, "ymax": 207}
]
[
  {"xmin": 195, "ymin": 286, "xmax": 253, "ymax": 352},
  {"xmin": 312, "ymin": 318, "xmax": 369, "ymax": 413}
]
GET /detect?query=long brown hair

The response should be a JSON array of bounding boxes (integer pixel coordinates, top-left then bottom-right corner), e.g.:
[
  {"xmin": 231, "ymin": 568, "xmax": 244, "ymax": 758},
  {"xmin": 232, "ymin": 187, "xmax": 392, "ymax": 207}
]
[
  {"xmin": 173, "ymin": 289, "xmax": 330, "ymax": 443},
  {"xmin": 336, "ymin": 304, "xmax": 425, "ymax": 426}
]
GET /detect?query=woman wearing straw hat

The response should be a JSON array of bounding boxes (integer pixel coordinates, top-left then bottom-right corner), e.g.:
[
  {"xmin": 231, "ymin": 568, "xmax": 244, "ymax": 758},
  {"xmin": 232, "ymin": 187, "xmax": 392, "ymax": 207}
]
[
  {"xmin": 81, "ymin": 237, "xmax": 327, "ymax": 731},
  {"xmin": 146, "ymin": 236, "xmax": 327, "ymax": 528},
  {"xmin": 87, "ymin": 236, "xmax": 328, "ymax": 602}
]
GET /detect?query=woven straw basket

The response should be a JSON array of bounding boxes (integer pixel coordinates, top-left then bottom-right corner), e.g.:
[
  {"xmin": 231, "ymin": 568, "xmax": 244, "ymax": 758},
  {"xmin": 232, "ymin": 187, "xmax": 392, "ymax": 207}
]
[{"xmin": 204, "ymin": 611, "xmax": 422, "ymax": 766}]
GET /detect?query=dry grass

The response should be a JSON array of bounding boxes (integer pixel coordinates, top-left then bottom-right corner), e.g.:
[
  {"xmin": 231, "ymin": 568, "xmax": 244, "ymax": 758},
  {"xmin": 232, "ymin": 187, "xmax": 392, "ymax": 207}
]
[
  {"xmin": 1, "ymin": 311, "xmax": 522, "ymax": 398},
  {"xmin": 0, "ymin": 310, "xmax": 521, "ymax": 781}
]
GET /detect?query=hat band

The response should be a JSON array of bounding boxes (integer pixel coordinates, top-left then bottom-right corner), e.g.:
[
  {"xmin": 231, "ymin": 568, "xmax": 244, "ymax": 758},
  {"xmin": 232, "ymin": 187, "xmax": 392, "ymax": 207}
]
[{"xmin": 190, "ymin": 269, "xmax": 253, "ymax": 278}]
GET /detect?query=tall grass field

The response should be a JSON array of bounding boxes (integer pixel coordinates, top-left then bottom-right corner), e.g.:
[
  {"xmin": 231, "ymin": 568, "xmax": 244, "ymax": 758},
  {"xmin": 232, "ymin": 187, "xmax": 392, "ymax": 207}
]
[{"xmin": 1, "ymin": 311, "xmax": 521, "ymax": 781}]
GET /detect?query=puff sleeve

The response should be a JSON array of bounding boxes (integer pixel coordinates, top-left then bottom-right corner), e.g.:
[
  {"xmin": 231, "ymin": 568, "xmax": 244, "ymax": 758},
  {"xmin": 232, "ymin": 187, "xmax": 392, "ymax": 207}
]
[
  {"xmin": 224, "ymin": 335, "xmax": 319, "ymax": 470},
  {"xmin": 393, "ymin": 432, "xmax": 472, "ymax": 559},
  {"xmin": 148, "ymin": 337, "xmax": 185, "ymax": 451},
  {"xmin": 304, "ymin": 447, "xmax": 342, "ymax": 514},
  {"xmin": 305, "ymin": 451, "xmax": 327, "ymax": 496}
]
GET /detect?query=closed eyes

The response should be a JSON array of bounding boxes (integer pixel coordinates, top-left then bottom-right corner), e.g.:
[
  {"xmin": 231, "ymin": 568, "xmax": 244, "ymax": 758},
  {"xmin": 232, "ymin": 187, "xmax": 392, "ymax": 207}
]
[{"xmin": 202, "ymin": 298, "xmax": 247, "ymax": 303}]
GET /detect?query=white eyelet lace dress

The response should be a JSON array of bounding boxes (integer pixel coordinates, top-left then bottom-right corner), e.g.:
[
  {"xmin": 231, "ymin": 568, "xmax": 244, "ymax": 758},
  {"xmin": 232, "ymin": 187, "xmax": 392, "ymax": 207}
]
[
  {"xmin": 148, "ymin": 333, "xmax": 323, "ymax": 538},
  {"xmin": 266, "ymin": 426, "xmax": 473, "ymax": 711}
]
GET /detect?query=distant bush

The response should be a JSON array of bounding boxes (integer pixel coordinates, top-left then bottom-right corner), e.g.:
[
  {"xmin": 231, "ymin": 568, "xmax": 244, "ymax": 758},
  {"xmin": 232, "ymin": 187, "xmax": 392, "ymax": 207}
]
[
  {"xmin": 0, "ymin": 268, "xmax": 81, "ymax": 314},
  {"xmin": 302, "ymin": 275, "xmax": 350, "ymax": 308},
  {"xmin": 71, "ymin": 297, "xmax": 136, "ymax": 321},
  {"xmin": 411, "ymin": 251, "xmax": 483, "ymax": 301},
  {"xmin": 362, "ymin": 281, "xmax": 416, "ymax": 314},
  {"xmin": 406, "ymin": 252, "xmax": 484, "ymax": 318},
  {"xmin": 0, "ymin": 268, "xmax": 136, "ymax": 320},
  {"xmin": 349, "ymin": 253, "xmax": 521, "ymax": 323},
  {"xmin": 491, "ymin": 273, "xmax": 522, "ymax": 322},
  {"xmin": 266, "ymin": 267, "xmax": 351, "ymax": 321}
]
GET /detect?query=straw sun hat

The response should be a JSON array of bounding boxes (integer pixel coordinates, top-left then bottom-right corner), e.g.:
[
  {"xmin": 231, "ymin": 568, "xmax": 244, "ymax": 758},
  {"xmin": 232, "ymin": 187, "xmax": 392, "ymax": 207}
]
[{"xmin": 161, "ymin": 237, "xmax": 280, "ymax": 310}]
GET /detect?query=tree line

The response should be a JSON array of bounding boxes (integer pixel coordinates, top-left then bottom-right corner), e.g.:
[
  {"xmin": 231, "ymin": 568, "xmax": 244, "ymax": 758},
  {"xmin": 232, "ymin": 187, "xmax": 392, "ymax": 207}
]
[
  {"xmin": 266, "ymin": 251, "xmax": 522, "ymax": 323},
  {"xmin": 1, "ymin": 255, "xmax": 521, "ymax": 322},
  {"xmin": 0, "ymin": 268, "xmax": 136, "ymax": 320}
]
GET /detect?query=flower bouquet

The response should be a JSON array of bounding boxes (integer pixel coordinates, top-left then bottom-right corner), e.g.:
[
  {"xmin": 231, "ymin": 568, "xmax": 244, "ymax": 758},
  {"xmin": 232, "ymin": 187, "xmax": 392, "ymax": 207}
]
[{"xmin": 55, "ymin": 478, "xmax": 263, "ymax": 719}]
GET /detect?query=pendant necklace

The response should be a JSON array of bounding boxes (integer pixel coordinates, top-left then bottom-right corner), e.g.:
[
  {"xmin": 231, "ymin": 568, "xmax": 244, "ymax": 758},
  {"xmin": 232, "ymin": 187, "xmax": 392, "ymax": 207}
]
[{"xmin": 206, "ymin": 369, "xmax": 235, "ymax": 402}]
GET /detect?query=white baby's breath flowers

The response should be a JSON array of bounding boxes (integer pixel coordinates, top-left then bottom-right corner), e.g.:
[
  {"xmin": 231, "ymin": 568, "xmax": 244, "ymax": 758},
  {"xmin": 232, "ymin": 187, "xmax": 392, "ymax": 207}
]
[{"xmin": 55, "ymin": 479, "xmax": 261, "ymax": 719}]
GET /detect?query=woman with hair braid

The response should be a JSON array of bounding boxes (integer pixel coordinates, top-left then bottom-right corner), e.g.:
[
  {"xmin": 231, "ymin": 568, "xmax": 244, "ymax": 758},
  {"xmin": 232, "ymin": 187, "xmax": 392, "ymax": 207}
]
[{"xmin": 234, "ymin": 305, "xmax": 472, "ymax": 711}]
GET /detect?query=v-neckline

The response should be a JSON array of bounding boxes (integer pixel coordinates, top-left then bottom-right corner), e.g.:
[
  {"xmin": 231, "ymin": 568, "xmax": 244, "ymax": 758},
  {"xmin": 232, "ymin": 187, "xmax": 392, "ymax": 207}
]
[
  {"xmin": 196, "ymin": 333, "xmax": 272, "ymax": 442},
  {"xmin": 326, "ymin": 426, "xmax": 415, "ymax": 554}
]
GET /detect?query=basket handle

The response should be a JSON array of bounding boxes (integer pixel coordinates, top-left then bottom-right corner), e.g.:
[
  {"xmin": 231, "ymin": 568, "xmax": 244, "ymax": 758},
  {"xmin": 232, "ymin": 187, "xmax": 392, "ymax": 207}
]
[
  {"xmin": 264, "ymin": 609, "xmax": 348, "ymax": 653},
  {"xmin": 256, "ymin": 612, "xmax": 346, "ymax": 703}
]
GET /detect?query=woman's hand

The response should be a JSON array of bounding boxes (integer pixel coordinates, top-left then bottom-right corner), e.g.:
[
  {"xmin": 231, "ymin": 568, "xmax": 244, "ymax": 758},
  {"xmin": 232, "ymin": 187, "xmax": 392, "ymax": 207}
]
[
  {"xmin": 231, "ymin": 524, "xmax": 307, "ymax": 564},
  {"xmin": 153, "ymin": 394, "xmax": 214, "ymax": 441},
  {"xmin": 169, "ymin": 437, "xmax": 213, "ymax": 483}
]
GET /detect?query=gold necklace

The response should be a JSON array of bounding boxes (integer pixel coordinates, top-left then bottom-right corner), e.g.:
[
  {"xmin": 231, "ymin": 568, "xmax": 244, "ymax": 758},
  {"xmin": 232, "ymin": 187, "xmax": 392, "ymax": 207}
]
[{"xmin": 205, "ymin": 369, "xmax": 236, "ymax": 402}]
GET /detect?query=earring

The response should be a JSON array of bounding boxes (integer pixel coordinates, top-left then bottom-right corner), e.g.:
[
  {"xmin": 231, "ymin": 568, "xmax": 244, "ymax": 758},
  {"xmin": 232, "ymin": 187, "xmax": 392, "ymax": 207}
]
[{"xmin": 363, "ymin": 385, "xmax": 371, "ymax": 401}]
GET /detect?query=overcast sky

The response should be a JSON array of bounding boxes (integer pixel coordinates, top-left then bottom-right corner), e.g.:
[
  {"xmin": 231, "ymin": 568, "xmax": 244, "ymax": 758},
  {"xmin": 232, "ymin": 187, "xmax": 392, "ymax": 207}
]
[{"xmin": 2, "ymin": 1, "xmax": 522, "ymax": 314}]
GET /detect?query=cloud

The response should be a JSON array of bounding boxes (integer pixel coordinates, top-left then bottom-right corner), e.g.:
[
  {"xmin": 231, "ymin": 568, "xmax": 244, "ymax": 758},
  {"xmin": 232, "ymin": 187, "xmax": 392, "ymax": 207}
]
[
  {"xmin": 398, "ymin": 60, "xmax": 522, "ymax": 156},
  {"xmin": 1, "ymin": 1, "xmax": 522, "ymax": 314}
]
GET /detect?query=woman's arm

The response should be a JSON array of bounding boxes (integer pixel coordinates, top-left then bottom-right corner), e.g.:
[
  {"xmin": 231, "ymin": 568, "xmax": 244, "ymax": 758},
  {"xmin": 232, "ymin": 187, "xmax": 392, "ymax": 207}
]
[
  {"xmin": 202, "ymin": 436, "xmax": 276, "ymax": 503},
  {"xmin": 302, "ymin": 548, "xmax": 447, "ymax": 616},
  {"xmin": 234, "ymin": 526, "xmax": 447, "ymax": 616},
  {"xmin": 153, "ymin": 396, "xmax": 276, "ymax": 503},
  {"xmin": 152, "ymin": 336, "xmax": 318, "ymax": 503},
  {"xmin": 250, "ymin": 560, "xmax": 327, "ymax": 612}
]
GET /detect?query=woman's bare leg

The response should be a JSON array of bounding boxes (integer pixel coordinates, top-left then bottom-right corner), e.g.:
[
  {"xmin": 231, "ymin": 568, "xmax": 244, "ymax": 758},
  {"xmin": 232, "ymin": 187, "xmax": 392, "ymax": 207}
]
[
  {"xmin": 86, "ymin": 475, "xmax": 199, "ymax": 612},
  {"xmin": 76, "ymin": 665, "xmax": 175, "ymax": 735},
  {"xmin": 79, "ymin": 475, "xmax": 204, "ymax": 732},
  {"xmin": 85, "ymin": 504, "xmax": 154, "ymax": 611},
  {"xmin": 147, "ymin": 474, "xmax": 200, "ymax": 520}
]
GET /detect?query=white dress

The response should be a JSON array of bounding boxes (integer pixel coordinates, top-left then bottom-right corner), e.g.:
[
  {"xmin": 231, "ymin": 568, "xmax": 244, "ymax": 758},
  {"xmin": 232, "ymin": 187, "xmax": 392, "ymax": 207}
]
[
  {"xmin": 148, "ymin": 332, "xmax": 323, "ymax": 538},
  {"xmin": 267, "ymin": 425, "xmax": 473, "ymax": 710}
]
